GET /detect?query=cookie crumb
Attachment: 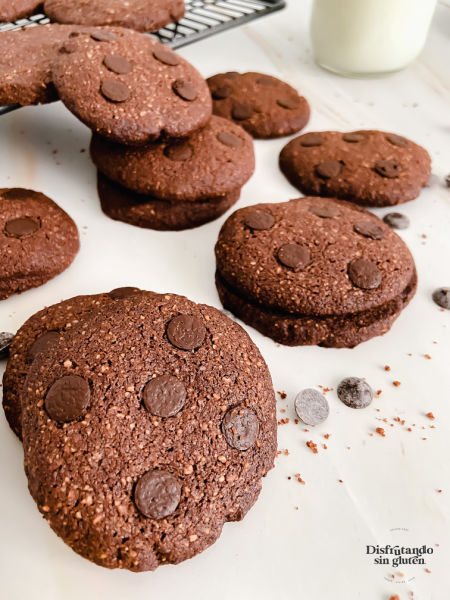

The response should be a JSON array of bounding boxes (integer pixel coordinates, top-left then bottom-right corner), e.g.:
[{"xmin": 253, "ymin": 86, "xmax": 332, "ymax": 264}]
[
  {"xmin": 375, "ymin": 427, "xmax": 385, "ymax": 437},
  {"xmin": 306, "ymin": 440, "xmax": 318, "ymax": 454},
  {"xmin": 426, "ymin": 412, "xmax": 435, "ymax": 420},
  {"xmin": 393, "ymin": 380, "xmax": 401, "ymax": 387}
]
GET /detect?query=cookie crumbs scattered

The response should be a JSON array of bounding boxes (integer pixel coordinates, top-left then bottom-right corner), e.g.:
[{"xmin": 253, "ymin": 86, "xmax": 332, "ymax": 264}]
[
  {"xmin": 338, "ymin": 479, "xmax": 343, "ymax": 483},
  {"xmin": 294, "ymin": 419, "xmax": 299, "ymax": 424},
  {"xmin": 277, "ymin": 418, "xmax": 289, "ymax": 426},
  {"xmin": 384, "ymin": 365, "xmax": 391, "ymax": 371},
  {"xmin": 424, "ymin": 354, "xmax": 432, "ymax": 360},
  {"xmin": 437, "ymin": 489, "xmax": 443, "ymax": 493},
  {"xmin": 295, "ymin": 473, "xmax": 305, "ymax": 484},
  {"xmin": 407, "ymin": 427, "xmax": 412, "ymax": 432},
  {"xmin": 306, "ymin": 441, "xmax": 318, "ymax": 454},
  {"xmin": 393, "ymin": 380, "xmax": 401, "ymax": 387},
  {"xmin": 277, "ymin": 391, "xmax": 287, "ymax": 400},
  {"xmin": 280, "ymin": 408, "xmax": 286, "ymax": 413},
  {"xmin": 375, "ymin": 427, "xmax": 385, "ymax": 437},
  {"xmin": 322, "ymin": 444, "xmax": 327, "ymax": 450},
  {"xmin": 323, "ymin": 433, "xmax": 330, "ymax": 439},
  {"xmin": 425, "ymin": 568, "xmax": 431, "ymax": 573},
  {"xmin": 376, "ymin": 390, "xmax": 382, "ymax": 397},
  {"xmin": 389, "ymin": 595, "xmax": 400, "ymax": 600},
  {"xmin": 426, "ymin": 412, "xmax": 435, "ymax": 420},
  {"xmin": 294, "ymin": 506, "xmax": 299, "ymax": 510},
  {"xmin": 303, "ymin": 428, "xmax": 309, "ymax": 432}
]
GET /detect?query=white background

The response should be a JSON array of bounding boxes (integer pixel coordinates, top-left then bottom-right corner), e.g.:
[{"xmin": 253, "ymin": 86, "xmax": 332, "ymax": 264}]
[{"xmin": 1, "ymin": 1, "xmax": 449, "ymax": 599}]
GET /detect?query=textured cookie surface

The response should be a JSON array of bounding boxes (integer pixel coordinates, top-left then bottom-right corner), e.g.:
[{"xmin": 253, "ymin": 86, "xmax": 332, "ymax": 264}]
[
  {"xmin": 91, "ymin": 116, "xmax": 254, "ymax": 201},
  {"xmin": 52, "ymin": 28, "xmax": 212, "ymax": 145},
  {"xmin": 21, "ymin": 293, "xmax": 276, "ymax": 571},
  {"xmin": 44, "ymin": 0, "xmax": 184, "ymax": 32},
  {"xmin": 97, "ymin": 173, "xmax": 240, "ymax": 231},
  {"xmin": 0, "ymin": 188, "xmax": 79, "ymax": 300},
  {"xmin": 0, "ymin": 0, "xmax": 41, "ymax": 22},
  {"xmin": 207, "ymin": 71, "xmax": 310, "ymax": 139},
  {"xmin": 279, "ymin": 130, "xmax": 431, "ymax": 207}
]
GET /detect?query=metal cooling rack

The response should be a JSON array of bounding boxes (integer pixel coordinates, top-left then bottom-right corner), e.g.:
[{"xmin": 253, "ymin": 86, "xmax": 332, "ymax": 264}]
[{"xmin": 0, "ymin": 0, "xmax": 285, "ymax": 115}]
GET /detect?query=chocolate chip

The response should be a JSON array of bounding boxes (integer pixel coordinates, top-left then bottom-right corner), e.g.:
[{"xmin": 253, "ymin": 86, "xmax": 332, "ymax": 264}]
[
  {"xmin": 216, "ymin": 131, "xmax": 242, "ymax": 148},
  {"xmin": 342, "ymin": 132, "xmax": 365, "ymax": 143},
  {"xmin": 256, "ymin": 76, "xmax": 275, "ymax": 86},
  {"xmin": 348, "ymin": 258, "xmax": 382, "ymax": 289},
  {"xmin": 2, "ymin": 188, "xmax": 30, "ymax": 200},
  {"xmin": 222, "ymin": 406, "xmax": 259, "ymax": 451},
  {"xmin": 315, "ymin": 160, "xmax": 342, "ymax": 179},
  {"xmin": 166, "ymin": 314, "xmax": 205, "ymax": 350},
  {"xmin": 277, "ymin": 243, "xmax": 311, "ymax": 271},
  {"xmin": 386, "ymin": 133, "xmax": 408, "ymax": 147},
  {"xmin": 212, "ymin": 85, "xmax": 231, "ymax": 100},
  {"xmin": 28, "ymin": 331, "xmax": 60, "ymax": 362},
  {"xmin": 300, "ymin": 133, "xmax": 324, "ymax": 147},
  {"xmin": 374, "ymin": 160, "xmax": 401, "ymax": 179},
  {"xmin": 108, "ymin": 286, "xmax": 140, "ymax": 299},
  {"xmin": 163, "ymin": 142, "xmax": 193, "ymax": 162},
  {"xmin": 432, "ymin": 288, "xmax": 450, "ymax": 310},
  {"xmin": 309, "ymin": 203, "xmax": 340, "ymax": 218},
  {"xmin": 353, "ymin": 221, "xmax": 385, "ymax": 240},
  {"xmin": 244, "ymin": 211, "xmax": 275, "ymax": 231},
  {"xmin": 172, "ymin": 79, "xmax": 197, "ymax": 101},
  {"xmin": 4, "ymin": 217, "xmax": 40, "ymax": 238},
  {"xmin": 383, "ymin": 212, "xmax": 410, "ymax": 230},
  {"xmin": 337, "ymin": 377, "xmax": 373, "ymax": 409},
  {"xmin": 45, "ymin": 375, "xmax": 90, "ymax": 423},
  {"xmin": 134, "ymin": 470, "xmax": 181, "ymax": 519},
  {"xmin": 223, "ymin": 71, "xmax": 239, "ymax": 79},
  {"xmin": 0, "ymin": 332, "xmax": 13, "ymax": 360},
  {"xmin": 294, "ymin": 389, "xmax": 329, "ymax": 426},
  {"xmin": 277, "ymin": 97, "xmax": 300, "ymax": 109},
  {"xmin": 152, "ymin": 47, "xmax": 180, "ymax": 66},
  {"xmin": 103, "ymin": 55, "xmax": 132, "ymax": 75},
  {"xmin": 91, "ymin": 31, "xmax": 117, "ymax": 42},
  {"xmin": 232, "ymin": 103, "xmax": 254, "ymax": 120},
  {"xmin": 142, "ymin": 375, "xmax": 186, "ymax": 418},
  {"xmin": 101, "ymin": 79, "xmax": 130, "ymax": 103}
]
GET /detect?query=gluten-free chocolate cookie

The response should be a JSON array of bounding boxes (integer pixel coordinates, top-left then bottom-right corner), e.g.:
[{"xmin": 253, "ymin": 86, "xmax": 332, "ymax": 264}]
[
  {"xmin": 97, "ymin": 173, "xmax": 239, "ymax": 231},
  {"xmin": 44, "ymin": 0, "xmax": 184, "ymax": 32},
  {"xmin": 207, "ymin": 71, "xmax": 310, "ymax": 139},
  {"xmin": 279, "ymin": 130, "xmax": 431, "ymax": 207},
  {"xmin": 0, "ymin": 188, "xmax": 79, "ymax": 300},
  {"xmin": 21, "ymin": 292, "xmax": 276, "ymax": 570},
  {"xmin": 0, "ymin": 0, "xmax": 40, "ymax": 22},
  {"xmin": 215, "ymin": 197, "xmax": 417, "ymax": 347},
  {"xmin": 52, "ymin": 28, "xmax": 212, "ymax": 145},
  {"xmin": 90, "ymin": 115, "xmax": 254, "ymax": 200}
]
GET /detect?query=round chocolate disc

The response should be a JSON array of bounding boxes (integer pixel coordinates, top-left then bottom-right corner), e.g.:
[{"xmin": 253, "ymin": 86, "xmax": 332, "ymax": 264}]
[
  {"xmin": 374, "ymin": 160, "xmax": 401, "ymax": 179},
  {"xmin": 216, "ymin": 131, "xmax": 243, "ymax": 148},
  {"xmin": 134, "ymin": 470, "xmax": 181, "ymax": 519},
  {"xmin": 212, "ymin": 85, "xmax": 232, "ymax": 100},
  {"xmin": 108, "ymin": 287, "xmax": 140, "ymax": 299},
  {"xmin": 337, "ymin": 377, "xmax": 373, "ymax": 409},
  {"xmin": 277, "ymin": 243, "xmax": 311, "ymax": 271},
  {"xmin": 152, "ymin": 47, "xmax": 180, "ymax": 66},
  {"xmin": 232, "ymin": 103, "xmax": 254, "ymax": 121},
  {"xmin": 45, "ymin": 375, "xmax": 90, "ymax": 423},
  {"xmin": 386, "ymin": 134, "xmax": 408, "ymax": 147},
  {"xmin": 166, "ymin": 314, "xmax": 206, "ymax": 350},
  {"xmin": 244, "ymin": 211, "xmax": 275, "ymax": 231},
  {"xmin": 222, "ymin": 406, "xmax": 259, "ymax": 451},
  {"xmin": 294, "ymin": 388, "xmax": 329, "ymax": 426},
  {"xmin": 163, "ymin": 142, "xmax": 193, "ymax": 162},
  {"xmin": 28, "ymin": 331, "xmax": 60, "ymax": 362},
  {"xmin": 382, "ymin": 212, "xmax": 410, "ymax": 230},
  {"xmin": 300, "ymin": 133, "xmax": 324, "ymax": 147},
  {"xmin": 348, "ymin": 258, "xmax": 382, "ymax": 290},
  {"xmin": 4, "ymin": 217, "xmax": 40, "ymax": 238},
  {"xmin": 432, "ymin": 288, "xmax": 450, "ymax": 310},
  {"xmin": 143, "ymin": 375, "xmax": 186, "ymax": 418},
  {"xmin": 101, "ymin": 79, "xmax": 130, "ymax": 103},
  {"xmin": 309, "ymin": 203, "xmax": 340, "ymax": 218},
  {"xmin": 103, "ymin": 55, "xmax": 132, "ymax": 75},
  {"xmin": 315, "ymin": 160, "xmax": 342, "ymax": 179},
  {"xmin": 172, "ymin": 79, "xmax": 197, "ymax": 101},
  {"xmin": 277, "ymin": 97, "xmax": 300, "ymax": 110},
  {"xmin": 342, "ymin": 132, "xmax": 365, "ymax": 143},
  {"xmin": 91, "ymin": 30, "xmax": 117, "ymax": 42},
  {"xmin": 353, "ymin": 221, "xmax": 385, "ymax": 240}
]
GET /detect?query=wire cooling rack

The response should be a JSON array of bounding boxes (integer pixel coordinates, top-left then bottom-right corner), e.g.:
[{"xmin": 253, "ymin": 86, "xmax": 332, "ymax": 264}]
[{"xmin": 0, "ymin": 0, "xmax": 286, "ymax": 115}]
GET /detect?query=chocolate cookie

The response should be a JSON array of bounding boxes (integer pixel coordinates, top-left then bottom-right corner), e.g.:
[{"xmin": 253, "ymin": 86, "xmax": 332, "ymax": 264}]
[
  {"xmin": 2, "ymin": 289, "xmax": 143, "ymax": 439},
  {"xmin": 279, "ymin": 130, "xmax": 431, "ymax": 207},
  {"xmin": 0, "ymin": 188, "xmax": 79, "ymax": 300},
  {"xmin": 207, "ymin": 72, "xmax": 310, "ymax": 139},
  {"xmin": 52, "ymin": 28, "xmax": 212, "ymax": 145},
  {"xmin": 215, "ymin": 197, "xmax": 417, "ymax": 347},
  {"xmin": 44, "ymin": 0, "xmax": 184, "ymax": 32},
  {"xmin": 21, "ymin": 292, "xmax": 276, "ymax": 570},
  {"xmin": 0, "ymin": 0, "xmax": 41, "ymax": 22},
  {"xmin": 90, "ymin": 115, "xmax": 254, "ymax": 201},
  {"xmin": 97, "ymin": 173, "xmax": 240, "ymax": 231}
]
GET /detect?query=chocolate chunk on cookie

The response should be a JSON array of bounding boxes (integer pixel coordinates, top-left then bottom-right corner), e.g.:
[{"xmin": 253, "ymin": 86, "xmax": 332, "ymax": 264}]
[
  {"xmin": 215, "ymin": 197, "xmax": 417, "ymax": 347},
  {"xmin": 279, "ymin": 130, "xmax": 431, "ymax": 207},
  {"xmin": 21, "ymin": 292, "xmax": 276, "ymax": 571},
  {"xmin": 207, "ymin": 72, "xmax": 310, "ymax": 139},
  {"xmin": 0, "ymin": 0, "xmax": 41, "ymax": 22},
  {"xmin": 44, "ymin": 0, "xmax": 185, "ymax": 32},
  {"xmin": 0, "ymin": 188, "xmax": 79, "ymax": 301},
  {"xmin": 52, "ymin": 28, "xmax": 212, "ymax": 145}
]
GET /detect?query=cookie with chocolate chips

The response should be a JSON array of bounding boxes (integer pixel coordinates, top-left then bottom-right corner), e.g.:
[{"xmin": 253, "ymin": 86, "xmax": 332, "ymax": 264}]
[
  {"xmin": 21, "ymin": 292, "xmax": 276, "ymax": 571},
  {"xmin": 0, "ymin": 188, "xmax": 79, "ymax": 301},
  {"xmin": 44, "ymin": 0, "xmax": 184, "ymax": 32},
  {"xmin": 279, "ymin": 130, "xmax": 431, "ymax": 206},
  {"xmin": 207, "ymin": 71, "xmax": 310, "ymax": 139},
  {"xmin": 52, "ymin": 27, "xmax": 212, "ymax": 145},
  {"xmin": 215, "ymin": 197, "xmax": 417, "ymax": 347},
  {"xmin": 0, "ymin": 0, "xmax": 41, "ymax": 22}
]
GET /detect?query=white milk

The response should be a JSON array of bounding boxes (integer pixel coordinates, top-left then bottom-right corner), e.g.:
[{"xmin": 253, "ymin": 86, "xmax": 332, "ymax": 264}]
[{"xmin": 311, "ymin": 0, "xmax": 437, "ymax": 76}]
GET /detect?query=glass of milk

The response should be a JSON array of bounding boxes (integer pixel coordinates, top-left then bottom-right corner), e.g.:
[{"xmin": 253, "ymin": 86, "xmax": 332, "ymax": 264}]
[{"xmin": 311, "ymin": 0, "xmax": 437, "ymax": 77}]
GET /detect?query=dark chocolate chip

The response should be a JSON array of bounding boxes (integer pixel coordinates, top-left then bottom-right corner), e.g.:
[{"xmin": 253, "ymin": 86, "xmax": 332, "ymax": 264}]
[
  {"xmin": 134, "ymin": 470, "xmax": 181, "ymax": 519},
  {"xmin": 0, "ymin": 332, "xmax": 13, "ymax": 360},
  {"xmin": 277, "ymin": 243, "xmax": 311, "ymax": 271},
  {"xmin": 386, "ymin": 133, "xmax": 408, "ymax": 147},
  {"xmin": 315, "ymin": 160, "xmax": 342, "ymax": 179},
  {"xmin": 166, "ymin": 314, "xmax": 205, "ymax": 350},
  {"xmin": 211, "ymin": 85, "xmax": 232, "ymax": 100},
  {"xmin": 232, "ymin": 103, "xmax": 254, "ymax": 120},
  {"xmin": 108, "ymin": 287, "xmax": 140, "ymax": 299},
  {"xmin": 309, "ymin": 203, "xmax": 340, "ymax": 218},
  {"xmin": 432, "ymin": 288, "xmax": 450, "ymax": 310},
  {"xmin": 143, "ymin": 375, "xmax": 186, "ymax": 418},
  {"xmin": 172, "ymin": 79, "xmax": 197, "ymax": 101},
  {"xmin": 294, "ymin": 389, "xmax": 329, "ymax": 425},
  {"xmin": 2, "ymin": 188, "xmax": 30, "ymax": 200},
  {"xmin": 45, "ymin": 375, "xmax": 90, "ymax": 423},
  {"xmin": 91, "ymin": 31, "xmax": 117, "ymax": 42},
  {"xmin": 383, "ymin": 212, "xmax": 410, "ymax": 230},
  {"xmin": 4, "ymin": 217, "xmax": 40, "ymax": 238},
  {"xmin": 222, "ymin": 406, "xmax": 259, "ymax": 451},
  {"xmin": 256, "ymin": 75, "xmax": 275, "ymax": 86},
  {"xmin": 243, "ymin": 211, "xmax": 275, "ymax": 231},
  {"xmin": 342, "ymin": 132, "xmax": 365, "ymax": 143},
  {"xmin": 374, "ymin": 160, "xmax": 401, "ymax": 179},
  {"xmin": 103, "ymin": 55, "xmax": 132, "ymax": 75},
  {"xmin": 353, "ymin": 221, "xmax": 385, "ymax": 240},
  {"xmin": 28, "ymin": 331, "xmax": 60, "ymax": 362},
  {"xmin": 348, "ymin": 258, "xmax": 382, "ymax": 289},
  {"xmin": 300, "ymin": 133, "xmax": 324, "ymax": 147},
  {"xmin": 101, "ymin": 79, "xmax": 130, "ymax": 103},
  {"xmin": 277, "ymin": 97, "xmax": 300, "ymax": 109},
  {"xmin": 337, "ymin": 377, "xmax": 373, "ymax": 409},
  {"xmin": 163, "ymin": 142, "xmax": 193, "ymax": 162},
  {"xmin": 216, "ymin": 131, "xmax": 243, "ymax": 148},
  {"xmin": 152, "ymin": 47, "xmax": 180, "ymax": 66}
]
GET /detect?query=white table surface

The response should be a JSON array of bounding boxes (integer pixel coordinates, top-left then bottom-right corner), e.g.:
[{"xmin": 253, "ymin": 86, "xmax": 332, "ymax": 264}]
[{"xmin": 1, "ymin": 2, "xmax": 449, "ymax": 599}]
